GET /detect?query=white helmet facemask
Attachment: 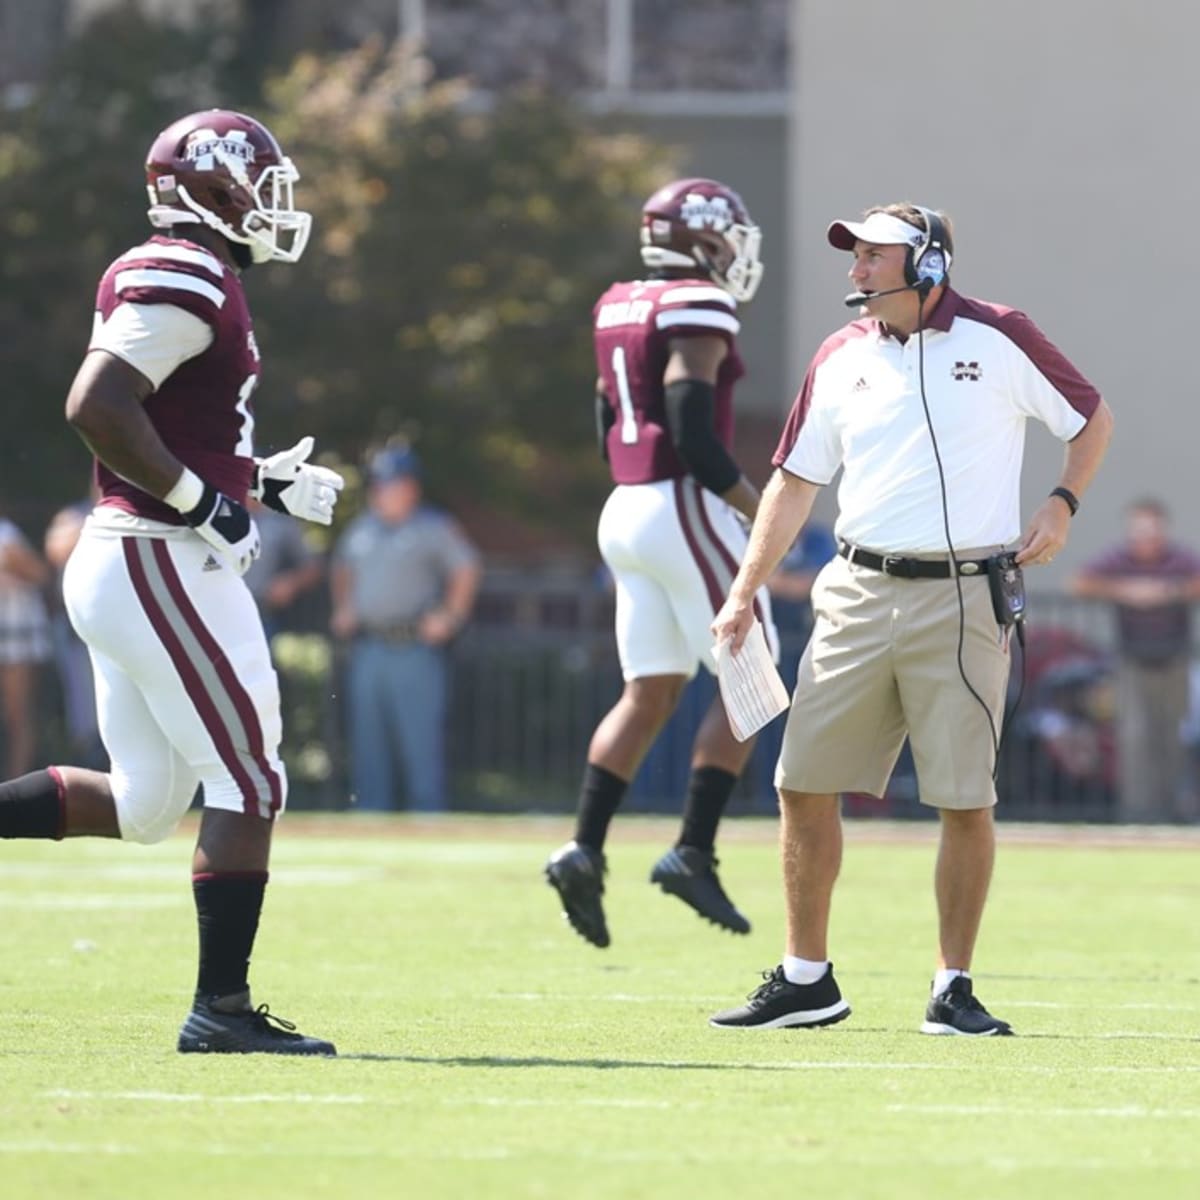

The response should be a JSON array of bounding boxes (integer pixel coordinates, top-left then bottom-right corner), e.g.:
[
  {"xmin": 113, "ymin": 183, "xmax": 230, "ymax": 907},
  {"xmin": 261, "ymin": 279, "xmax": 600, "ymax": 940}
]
[{"xmin": 149, "ymin": 147, "xmax": 311, "ymax": 264}]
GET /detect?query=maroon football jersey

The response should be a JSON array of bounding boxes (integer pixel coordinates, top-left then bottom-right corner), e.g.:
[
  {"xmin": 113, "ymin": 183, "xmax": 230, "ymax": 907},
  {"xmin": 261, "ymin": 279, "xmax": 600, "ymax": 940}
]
[
  {"xmin": 593, "ymin": 278, "xmax": 745, "ymax": 484},
  {"xmin": 89, "ymin": 234, "xmax": 260, "ymax": 524}
]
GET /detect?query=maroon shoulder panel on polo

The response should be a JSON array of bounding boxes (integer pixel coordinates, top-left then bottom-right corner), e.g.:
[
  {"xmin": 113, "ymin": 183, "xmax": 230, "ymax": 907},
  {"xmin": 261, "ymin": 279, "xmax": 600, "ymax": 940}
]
[
  {"xmin": 773, "ymin": 320, "xmax": 874, "ymax": 468},
  {"xmin": 952, "ymin": 294, "xmax": 1101, "ymax": 419}
]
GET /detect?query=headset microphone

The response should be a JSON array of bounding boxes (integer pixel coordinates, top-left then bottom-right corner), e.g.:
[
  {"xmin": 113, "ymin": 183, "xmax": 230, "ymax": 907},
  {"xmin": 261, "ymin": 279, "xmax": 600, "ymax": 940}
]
[{"xmin": 842, "ymin": 278, "xmax": 935, "ymax": 308}]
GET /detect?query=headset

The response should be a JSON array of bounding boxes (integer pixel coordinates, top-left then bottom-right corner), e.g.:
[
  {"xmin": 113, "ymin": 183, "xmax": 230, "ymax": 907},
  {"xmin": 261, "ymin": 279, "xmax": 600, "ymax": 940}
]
[
  {"xmin": 842, "ymin": 206, "xmax": 953, "ymax": 307},
  {"xmin": 905, "ymin": 204, "xmax": 952, "ymax": 289}
]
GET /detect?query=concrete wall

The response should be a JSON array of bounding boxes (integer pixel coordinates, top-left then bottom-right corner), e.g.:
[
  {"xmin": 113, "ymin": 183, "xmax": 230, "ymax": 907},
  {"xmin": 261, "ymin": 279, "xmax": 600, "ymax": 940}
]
[{"xmin": 790, "ymin": 0, "xmax": 1200, "ymax": 572}]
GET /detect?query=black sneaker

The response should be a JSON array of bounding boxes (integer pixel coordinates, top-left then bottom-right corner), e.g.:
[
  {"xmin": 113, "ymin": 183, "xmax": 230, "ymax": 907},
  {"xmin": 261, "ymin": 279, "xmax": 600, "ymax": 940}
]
[
  {"xmin": 921, "ymin": 976, "xmax": 1014, "ymax": 1037},
  {"xmin": 178, "ymin": 996, "xmax": 337, "ymax": 1055},
  {"xmin": 709, "ymin": 964, "xmax": 851, "ymax": 1029},
  {"xmin": 650, "ymin": 845, "xmax": 751, "ymax": 935},
  {"xmin": 545, "ymin": 840, "xmax": 610, "ymax": 948}
]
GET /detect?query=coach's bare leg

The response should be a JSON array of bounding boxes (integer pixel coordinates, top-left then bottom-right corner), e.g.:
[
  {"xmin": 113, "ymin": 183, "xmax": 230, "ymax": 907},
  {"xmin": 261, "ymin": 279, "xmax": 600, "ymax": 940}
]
[
  {"xmin": 193, "ymin": 808, "xmax": 273, "ymax": 874},
  {"xmin": 54, "ymin": 766, "xmax": 121, "ymax": 837},
  {"xmin": 588, "ymin": 674, "xmax": 687, "ymax": 779},
  {"xmin": 692, "ymin": 694, "xmax": 757, "ymax": 775},
  {"xmin": 935, "ymin": 806, "xmax": 995, "ymax": 970},
  {"xmin": 780, "ymin": 789, "xmax": 842, "ymax": 960}
]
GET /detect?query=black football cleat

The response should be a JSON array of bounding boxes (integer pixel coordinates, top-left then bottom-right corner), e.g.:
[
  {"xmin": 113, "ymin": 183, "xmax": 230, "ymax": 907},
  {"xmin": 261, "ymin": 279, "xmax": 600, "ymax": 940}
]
[
  {"xmin": 545, "ymin": 840, "xmax": 610, "ymax": 948},
  {"xmin": 178, "ymin": 995, "xmax": 336, "ymax": 1055},
  {"xmin": 650, "ymin": 845, "xmax": 751, "ymax": 935}
]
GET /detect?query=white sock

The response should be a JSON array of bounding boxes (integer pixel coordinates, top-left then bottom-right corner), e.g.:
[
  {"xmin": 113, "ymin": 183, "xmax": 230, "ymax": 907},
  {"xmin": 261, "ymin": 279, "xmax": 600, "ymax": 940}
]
[
  {"xmin": 783, "ymin": 955, "xmax": 829, "ymax": 985},
  {"xmin": 932, "ymin": 968, "xmax": 968, "ymax": 996}
]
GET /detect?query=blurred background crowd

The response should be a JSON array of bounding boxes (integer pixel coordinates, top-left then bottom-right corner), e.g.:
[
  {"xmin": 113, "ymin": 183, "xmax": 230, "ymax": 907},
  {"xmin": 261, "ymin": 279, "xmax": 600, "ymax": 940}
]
[{"xmin": 3, "ymin": 0, "xmax": 1200, "ymax": 823}]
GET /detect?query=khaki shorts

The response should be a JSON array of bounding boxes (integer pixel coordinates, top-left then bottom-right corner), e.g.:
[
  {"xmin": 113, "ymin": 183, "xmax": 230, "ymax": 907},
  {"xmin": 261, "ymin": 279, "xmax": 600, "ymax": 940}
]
[{"xmin": 775, "ymin": 552, "xmax": 1012, "ymax": 810}]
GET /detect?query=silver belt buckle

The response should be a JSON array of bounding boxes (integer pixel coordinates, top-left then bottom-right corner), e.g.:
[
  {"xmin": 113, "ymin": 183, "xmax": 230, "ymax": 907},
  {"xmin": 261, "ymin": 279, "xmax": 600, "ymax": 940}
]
[{"xmin": 959, "ymin": 561, "xmax": 982, "ymax": 576}]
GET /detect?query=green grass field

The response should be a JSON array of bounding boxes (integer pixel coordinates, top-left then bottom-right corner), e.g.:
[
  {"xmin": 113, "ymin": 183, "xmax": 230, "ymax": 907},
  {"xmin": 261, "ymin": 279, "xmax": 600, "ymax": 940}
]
[{"xmin": 2, "ymin": 815, "xmax": 1198, "ymax": 1199}]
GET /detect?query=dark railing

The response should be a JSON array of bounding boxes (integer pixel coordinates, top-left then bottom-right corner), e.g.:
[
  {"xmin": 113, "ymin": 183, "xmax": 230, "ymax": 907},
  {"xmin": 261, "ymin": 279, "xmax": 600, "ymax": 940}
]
[
  {"xmin": 270, "ymin": 580, "xmax": 1177, "ymax": 823},
  {"xmin": 22, "ymin": 573, "xmax": 1194, "ymax": 823}
]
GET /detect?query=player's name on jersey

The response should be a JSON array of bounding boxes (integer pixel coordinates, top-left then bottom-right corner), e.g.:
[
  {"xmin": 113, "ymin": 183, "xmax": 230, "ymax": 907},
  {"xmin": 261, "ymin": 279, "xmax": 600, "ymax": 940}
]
[{"xmin": 596, "ymin": 298, "xmax": 654, "ymax": 328}]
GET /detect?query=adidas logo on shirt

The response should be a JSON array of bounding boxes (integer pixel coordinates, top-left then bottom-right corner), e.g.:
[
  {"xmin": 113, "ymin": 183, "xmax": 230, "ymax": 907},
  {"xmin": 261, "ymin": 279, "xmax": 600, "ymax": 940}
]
[
  {"xmin": 202, "ymin": 554, "xmax": 222, "ymax": 572},
  {"xmin": 852, "ymin": 376, "xmax": 869, "ymax": 392}
]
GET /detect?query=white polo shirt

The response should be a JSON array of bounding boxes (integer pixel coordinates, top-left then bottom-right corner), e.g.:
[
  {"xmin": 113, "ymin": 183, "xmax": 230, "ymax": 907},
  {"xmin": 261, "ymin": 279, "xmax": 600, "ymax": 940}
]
[{"xmin": 774, "ymin": 289, "xmax": 1101, "ymax": 553}]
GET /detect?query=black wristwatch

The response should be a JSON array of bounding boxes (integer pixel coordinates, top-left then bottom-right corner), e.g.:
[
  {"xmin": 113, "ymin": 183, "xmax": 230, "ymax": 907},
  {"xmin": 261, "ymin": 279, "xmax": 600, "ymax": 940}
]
[{"xmin": 1049, "ymin": 486, "xmax": 1079, "ymax": 517}]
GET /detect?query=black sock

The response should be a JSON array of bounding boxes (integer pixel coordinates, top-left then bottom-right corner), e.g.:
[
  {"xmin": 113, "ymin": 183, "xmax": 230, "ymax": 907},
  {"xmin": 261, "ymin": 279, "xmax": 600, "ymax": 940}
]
[
  {"xmin": 193, "ymin": 872, "xmax": 268, "ymax": 1004},
  {"xmin": 0, "ymin": 769, "xmax": 65, "ymax": 839},
  {"xmin": 678, "ymin": 766, "xmax": 738, "ymax": 853},
  {"xmin": 573, "ymin": 763, "xmax": 628, "ymax": 852}
]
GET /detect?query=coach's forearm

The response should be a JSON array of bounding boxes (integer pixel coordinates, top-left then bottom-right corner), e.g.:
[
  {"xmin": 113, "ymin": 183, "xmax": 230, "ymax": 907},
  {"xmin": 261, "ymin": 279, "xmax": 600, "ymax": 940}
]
[
  {"xmin": 730, "ymin": 469, "xmax": 820, "ymax": 601},
  {"xmin": 1058, "ymin": 398, "xmax": 1114, "ymax": 501}
]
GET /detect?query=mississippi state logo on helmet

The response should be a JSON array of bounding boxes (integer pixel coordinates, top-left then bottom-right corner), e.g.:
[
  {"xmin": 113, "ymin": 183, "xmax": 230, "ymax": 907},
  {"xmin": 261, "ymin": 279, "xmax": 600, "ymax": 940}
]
[
  {"xmin": 145, "ymin": 109, "xmax": 312, "ymax": 264},
  {"xmin": 639, "ymin": 177, "xmax": 764, "ymax": 302}
]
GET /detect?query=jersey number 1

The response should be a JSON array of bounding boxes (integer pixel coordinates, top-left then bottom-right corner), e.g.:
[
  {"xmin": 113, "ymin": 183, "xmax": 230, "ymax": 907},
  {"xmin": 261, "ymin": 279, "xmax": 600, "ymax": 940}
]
[{"xmin": 611, "ymin": 347, "xmax": 639, "ymax": 445}]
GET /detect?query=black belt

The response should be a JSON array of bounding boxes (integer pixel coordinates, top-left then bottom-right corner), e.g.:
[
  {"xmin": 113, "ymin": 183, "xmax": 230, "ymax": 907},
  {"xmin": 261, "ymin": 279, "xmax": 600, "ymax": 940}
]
[{"xmin": 837, "ymin": 540, "xmax": 989, "ymax": 580}]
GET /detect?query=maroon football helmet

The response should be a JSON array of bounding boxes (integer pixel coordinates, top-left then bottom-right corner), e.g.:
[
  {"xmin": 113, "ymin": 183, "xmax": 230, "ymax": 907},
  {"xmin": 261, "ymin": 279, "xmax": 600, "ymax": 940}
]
[
  {"xmin": 145, "ymin": 109, "xmax": 311, "ymax": 263},
  {"xmin": 639, "ymin": 177, "xmax": 764, "ymax": 301}
]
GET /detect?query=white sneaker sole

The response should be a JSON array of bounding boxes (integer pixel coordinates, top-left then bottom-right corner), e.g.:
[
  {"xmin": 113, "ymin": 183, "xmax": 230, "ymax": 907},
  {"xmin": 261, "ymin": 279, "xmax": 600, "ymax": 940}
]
[
  {"xmin": 710, "ymin": 1000, "xmax": 851, "ymax": 1030},
  {"xmin": 920, "ymin": 1019, "xmax": 1007, "ymax": 1036}
]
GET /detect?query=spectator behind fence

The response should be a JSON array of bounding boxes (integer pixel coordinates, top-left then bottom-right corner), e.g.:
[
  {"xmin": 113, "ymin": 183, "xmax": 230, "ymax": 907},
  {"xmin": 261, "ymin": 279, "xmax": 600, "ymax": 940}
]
[
  {"xmin": 767, "ymin": 522, "xmax": 838, "ymax": 673},
  {"xmin": 331, "ymin": 445, "xmax": 481, "ymax": 813},
  {"xmin": 0, "ymin": 514, "xmax": 51, "ymax": 776},
  {"xmin": 1071, "ymin": 498, "xmax": 1200, "ymax": 823},
  {"xmin": 43, "ymin": 499, "xmax": 105, "ymax": 768},
  {"xmin": 244, "ymin": 499, "xmax": 326, "ymax": 641},
  {"xmin": 753, "ymin": 521, "xmax": 838, "ymax": 802}
]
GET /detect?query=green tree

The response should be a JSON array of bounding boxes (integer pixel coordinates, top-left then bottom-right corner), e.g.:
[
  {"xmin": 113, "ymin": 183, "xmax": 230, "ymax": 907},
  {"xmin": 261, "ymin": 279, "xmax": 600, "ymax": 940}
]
[
  {"xmin": 255, "ymin": 42, "xmax": 674, "ymax": 547},
  {"xmin": 0, "ymin": 4, "xmax": 250, "ymax": 520},
  {"xmin": 0, "ymin": 14, "xmax": 676, "ymax": 552}
]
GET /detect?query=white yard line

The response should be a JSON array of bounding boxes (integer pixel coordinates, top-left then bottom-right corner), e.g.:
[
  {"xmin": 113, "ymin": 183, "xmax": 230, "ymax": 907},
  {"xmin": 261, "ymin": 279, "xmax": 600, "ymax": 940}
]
[
  {"xmin": 44, "ymin": 1090, "xmax": 366, "ymax": 1105},
  {"xmin": 888, "ymin": 1103, "xmax": 1200, "ymax": 1118}
]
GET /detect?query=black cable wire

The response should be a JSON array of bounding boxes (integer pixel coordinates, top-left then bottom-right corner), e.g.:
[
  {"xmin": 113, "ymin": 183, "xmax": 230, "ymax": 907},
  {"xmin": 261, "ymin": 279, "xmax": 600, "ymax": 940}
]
[
  {"xmin": 913, "ymin": 288, "xmax": 1003, "ymax": 775},
  {"xmin": 996, "ymin": 617, "xmax": 1028, "ymax": 772}
]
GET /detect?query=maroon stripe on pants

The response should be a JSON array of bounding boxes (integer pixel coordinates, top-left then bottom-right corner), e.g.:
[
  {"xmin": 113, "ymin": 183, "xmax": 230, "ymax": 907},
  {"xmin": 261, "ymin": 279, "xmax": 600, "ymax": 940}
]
[
  {"xmin": 121, "ymin": 539, "xmax": 272, "ymax": 816},
  {"xmin": 692, "ymin": 492, "xmax": 767, "ymax": 626},
  {"xmin": 149, "ymin": 541, "xmax": 283, "ymax": 815},
  {"xmin": 674, "ymin": 478, "xmax": 725, "ymax": 612}
]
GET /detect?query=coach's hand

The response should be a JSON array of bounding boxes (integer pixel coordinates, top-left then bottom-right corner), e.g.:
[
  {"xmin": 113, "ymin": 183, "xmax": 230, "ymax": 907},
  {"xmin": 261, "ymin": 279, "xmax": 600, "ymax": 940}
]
[
  {"xmin": 252, "ymin": 436, "xmax": 345, "ymax": 526},
  {"xmin": 164, "ymin": 468, "xmax": 261, "ymax": 576},
  {"xmin": 1015, "ymin": 497, "xmax": 1070, "ymax": 567},
  {"xmin": 711, "ymin": 593, "xmax": 756, "ymax": 655}
]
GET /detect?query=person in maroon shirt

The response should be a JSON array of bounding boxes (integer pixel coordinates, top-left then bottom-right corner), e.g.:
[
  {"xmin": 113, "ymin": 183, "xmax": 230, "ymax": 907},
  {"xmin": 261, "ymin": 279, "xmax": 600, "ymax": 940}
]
[
  {"xmin": 0, "ymin": 110, "xmax": 342, "ymax": 1055},
  {"xmin": 1072, "ymin": 498, "xmax": 1200, "ymax": 821},
  {"xmin": 544, "ymin": 177, "xmax": 777, "ymax": 948}
]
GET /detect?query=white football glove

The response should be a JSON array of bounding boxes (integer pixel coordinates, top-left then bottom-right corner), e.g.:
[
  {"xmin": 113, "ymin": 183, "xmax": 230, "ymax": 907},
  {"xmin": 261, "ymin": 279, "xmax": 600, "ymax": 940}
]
[
  {"xmin": 251, "ymin": 436, "xmax": 345, "ymax": 526},
  {"xmin": 165, "ymin": 468, "xmax": 261, "ymax": 576}
]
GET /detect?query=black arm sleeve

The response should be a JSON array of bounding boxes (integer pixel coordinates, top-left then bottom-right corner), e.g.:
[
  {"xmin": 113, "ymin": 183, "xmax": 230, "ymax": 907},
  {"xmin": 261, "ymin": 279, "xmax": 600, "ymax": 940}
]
[
  {"xmin": 663, "ymin": 378, "xmax": 742, "ymax": 494},
  {"xmin": 595, "ymin": 386, "xmax": 615, "ymax": 462}
]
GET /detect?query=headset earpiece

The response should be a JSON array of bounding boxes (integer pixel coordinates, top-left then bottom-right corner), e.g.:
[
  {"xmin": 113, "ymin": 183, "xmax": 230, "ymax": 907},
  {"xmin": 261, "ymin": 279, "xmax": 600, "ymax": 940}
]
[{"xmin": 906, "ymin": 205, "xmax": 952, "ymax": 288}]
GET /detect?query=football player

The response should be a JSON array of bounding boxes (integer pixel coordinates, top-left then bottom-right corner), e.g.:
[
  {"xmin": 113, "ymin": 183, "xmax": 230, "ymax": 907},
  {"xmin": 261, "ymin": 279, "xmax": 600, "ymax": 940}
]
[
  {"xmin": 0, "ymin": 110, "xmax": 343, "ymax": 1054},
  {"xmin": 545, "ymin": 178, "xmax": 777, "ymax": 947}
]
